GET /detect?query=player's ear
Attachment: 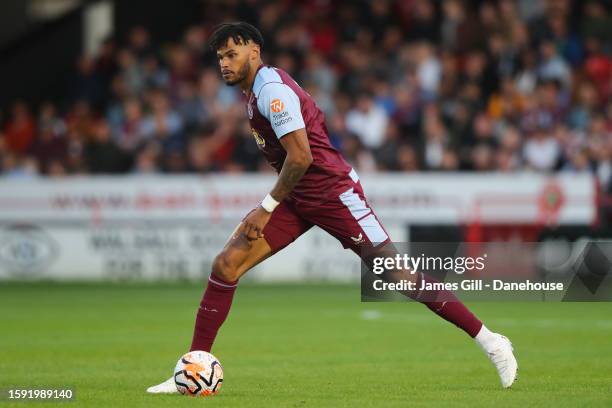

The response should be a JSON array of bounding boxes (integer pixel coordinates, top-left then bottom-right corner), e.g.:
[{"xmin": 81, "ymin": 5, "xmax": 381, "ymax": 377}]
[{"xmin": 250, "ymin": 44, "xmax": 260, "ymax": 61}]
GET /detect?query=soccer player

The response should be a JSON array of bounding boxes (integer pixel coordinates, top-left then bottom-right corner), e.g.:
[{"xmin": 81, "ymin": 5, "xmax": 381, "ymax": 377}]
[{"xmin": 147, "ymin": 22, "xmax": 517, "ymax": 392}]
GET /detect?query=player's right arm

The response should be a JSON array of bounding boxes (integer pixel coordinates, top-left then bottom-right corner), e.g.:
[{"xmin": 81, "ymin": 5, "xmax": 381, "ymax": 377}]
[
  {"xmin": 257, "ymin": 81, "xmax": 311, "ymax": 203},
  {"xmin": 239, "ymin": 82, "xmax": 310, "ymax": 241},
  {"xmin": 270, "ymin": 128, "xmax": 312, "ymax": 202}
]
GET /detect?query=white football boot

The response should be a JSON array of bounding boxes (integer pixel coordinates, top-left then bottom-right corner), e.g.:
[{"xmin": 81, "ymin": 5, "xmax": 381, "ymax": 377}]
[
  {"xmin": 476, "ymin": 329, "xmax": 518, "ymax": 388},
  {"xmin": 146, "ymin": 377, "xmax": 178, "ymax": 394}
]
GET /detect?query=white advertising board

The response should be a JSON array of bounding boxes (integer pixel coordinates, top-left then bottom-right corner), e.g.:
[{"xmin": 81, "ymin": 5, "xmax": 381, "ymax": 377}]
[{"xmin": 0, "ymin": 173, "xmax": 596, "ymax": 280}]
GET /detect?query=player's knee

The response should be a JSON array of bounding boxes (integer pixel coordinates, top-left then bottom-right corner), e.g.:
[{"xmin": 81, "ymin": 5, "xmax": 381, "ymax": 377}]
[{"xmin": 211, "ymin": 251, "xmax": 240, "ymax": 282}]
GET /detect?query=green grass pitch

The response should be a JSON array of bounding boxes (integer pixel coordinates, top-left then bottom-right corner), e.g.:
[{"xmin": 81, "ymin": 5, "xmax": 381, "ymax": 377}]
[{"xmin": 1, "ymin": 282, "xmax": 611, "ymax": 407}]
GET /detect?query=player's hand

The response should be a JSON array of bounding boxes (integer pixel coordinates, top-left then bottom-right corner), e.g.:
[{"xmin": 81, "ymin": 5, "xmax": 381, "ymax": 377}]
[{"xmin": 239, "ymin": 206, "xmax": 272, "ymax": 241}]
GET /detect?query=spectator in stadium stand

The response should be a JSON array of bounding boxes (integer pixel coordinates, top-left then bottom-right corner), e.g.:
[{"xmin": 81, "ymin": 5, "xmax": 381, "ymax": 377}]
[
  {"xmin": 140, "ymin": 89, "xmax": 185, "ymax": 148},
  {"xmin": 186, "ymin": 133, "xmax": 214, "ymax": 174},
  {"xmin": 374, "ymin": 122, "xmax": 402, "ymax": 171},
  {"xmin": 581, "ymin": 0, "xmax": 612, "ymax": 42},
  {"xmin": 84, "ymin": 119, "xmax": 131, "ymax": 174},
  {"xmin": 225, "ymin": 122, "xmax": 263, "ymax": 173},
  {"xmin": 38, "ymin": 102, "xmax": 67, "ymax": 139},
  {"xmin": 422, "ymin": 104, "xmax": 451, "ymax": 170},
  {"xmin": 142, "ymin": 54, "xmax": 170, "ymax": 92},
  {"xmin": 569, "ymin": 81, "xmax": 599, "ymax": 131},
  {"xmin": 183, "ymin": 25, "xmax": 208, "ymax": 69},
  {"xmin": 72, "ymin": 55, "xmax": 104, "ymax": 108},
  {"xmin": 4, "ymin": 102, "xmax": 36, "ymax": 156},
  {"xmin": 405, "ymin": 0, "xmax": 439, "ymax": 43},
  {"xmin": 341, "ymin": 133, "xmax": 378, "ymax": 173},
  {"xmin": 301, "ymin": 51, "xmax": 337, "ymax": 99},
  {"xmin": 588, "ymin": 114, "xmax": 612, "ymax": 188},
  {"xmin": 63, "ymin": 125, "xmax": 88, "ymax": 175},
  {"xmin": 0, "ymin": 153, "xmax": 39, "ymax": 179},
  {"xmin": 346, "ymin": 91, "xmax": 389, "ymax": 150},
  {"xmin": 31, "ymin": 104, "xmax": 68, "ymax": 175},
  {"xmin": 396, "ymin": 144, "xmax": 420, "ymax": 172},
  {"xmin": 414, "ymin": 41, "xmax": 442, "ymax": 101},
  {"xmin": 582, "ymin": 36, "xmax": 611, "ymax": 102},
  {"xmin": 538, "ymin": 39, "xmax": 572, "ymax": 89},
  {"xmin": 116, "ymin": 48, "xmax": 145, "ymax": 96},
  {"xmin": 167, "ymin": 44, "xmax": 199, "ymax": 101},
  {"xmin": 441, "ymin": 0, "xmax": 482, "ymax": 54},
  {"xmin": 127, "ymin": 26, "xmax": 154, "ymax": 61},
  {"xmin": 133, "ymin": 140, "xmax": 162, "ymax": 175},
  {"xmin": 193, "ymin": 68, "xmax": 240, "ymax": 126},
  {"xmin": 94, "ymin": 37, "xmax": 119, "ymax": 95},
  {"xmin": 522, "ymin": 126, "xmax": 561, "ymax": 171},
  {"xmin": 471, "ymin": 143, "xmax": 495, "ymax": 171},
  {"xmin": 440, "ymin": 148, "xmax": 461, "ymax": 171},
  {"xmin": 65, "ymin": 100, "xmax": 97, "ymax": 145},
  {"xmin": 497, "ymin": 126, "xmax": 523, "ymax": 170},
  {"xmin": 113, "ymin": 97, "xmax": 147, "ymax": 152}
]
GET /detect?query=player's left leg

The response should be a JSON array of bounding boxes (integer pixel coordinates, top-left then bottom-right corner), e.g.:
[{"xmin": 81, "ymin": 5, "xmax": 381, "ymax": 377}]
[
  {"xmin": 302, "ymin": 179, "xmax": 517, "ymax": 388},
  {"xmin": 146, "ymin": 226, "xmax": 274, "ymax": 394},
  {"xmin": 147, "ymin": 202, "xmax": 312, "ymax": 394},
  {"xmin": 190, "ymin": 201, "xmax": 312, "ymax": 354},
  {"xmin": 189, "ymin": 226, "xmax": 273, "ymax": 354}
]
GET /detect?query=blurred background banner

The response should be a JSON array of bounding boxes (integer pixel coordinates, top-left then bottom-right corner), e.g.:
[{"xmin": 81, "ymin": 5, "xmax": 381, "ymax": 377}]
[
  {"xmin": 0, "ymin": 173, "xmax": 597, "ymax": 223},
  {"xmin": 0, "ymin": 173, "xmax": 596, "ymax": 281},
  {"xmin": 0, "ymin": 0, "xmax": 610, "ymax": 281}
]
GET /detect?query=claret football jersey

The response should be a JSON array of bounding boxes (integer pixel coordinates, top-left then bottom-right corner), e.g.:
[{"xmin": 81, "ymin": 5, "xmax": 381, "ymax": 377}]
[{"xmin": 246, "ymin": 65, "xmax": 355, "ymax": 204}]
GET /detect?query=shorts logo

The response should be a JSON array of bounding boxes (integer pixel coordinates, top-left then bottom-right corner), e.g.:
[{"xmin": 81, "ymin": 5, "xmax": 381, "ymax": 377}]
[
  {"xmin": 350, "ymin": 233, "xmax": 364, "ymax": 244},
  {"xmin": 270, "ymin": 99, "xmax": 284, "ymax": 113},
  {"xmin": 251, "ymin": 128, "xmax": 265, "ymax": 147}
]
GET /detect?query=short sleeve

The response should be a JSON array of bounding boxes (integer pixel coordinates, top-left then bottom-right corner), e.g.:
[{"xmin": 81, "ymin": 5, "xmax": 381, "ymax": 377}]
[{"xmin": 256, "ymin": 82, "xmax": 306, "ymax": 139}]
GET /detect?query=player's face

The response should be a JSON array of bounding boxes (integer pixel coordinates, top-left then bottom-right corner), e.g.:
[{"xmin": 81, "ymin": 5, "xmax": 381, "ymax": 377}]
[{"xmin": 216, "ymin": 37, "xmax": 252, "ymax": 86}]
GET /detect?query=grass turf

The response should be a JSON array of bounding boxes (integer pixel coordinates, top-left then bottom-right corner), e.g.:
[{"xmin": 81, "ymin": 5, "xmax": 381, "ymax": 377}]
[{"xmin": 0, "ymin": 282, "xmax": 611, "ymax": 407}]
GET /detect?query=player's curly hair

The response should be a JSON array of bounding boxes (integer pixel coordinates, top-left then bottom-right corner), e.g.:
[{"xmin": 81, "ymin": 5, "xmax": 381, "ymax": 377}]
[{"xmin": 208, "ymin": 22, "xmax": 264, "ymax": 51}]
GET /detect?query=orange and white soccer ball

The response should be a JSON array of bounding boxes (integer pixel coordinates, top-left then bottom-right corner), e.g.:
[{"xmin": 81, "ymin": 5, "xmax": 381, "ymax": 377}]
[{"xmin": 174, "ymin": 351, "xmax": 223, "ymax": 396}]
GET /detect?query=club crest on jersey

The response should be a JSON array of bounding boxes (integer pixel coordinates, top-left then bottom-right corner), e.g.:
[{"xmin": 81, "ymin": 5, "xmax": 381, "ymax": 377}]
[
  {"xmin": 251, "ymin": 128, "xmax": 265, "ymax": 147},
  {"xmin": 270, "ymin": 98, "xmax": 285, "ymax": 113}
]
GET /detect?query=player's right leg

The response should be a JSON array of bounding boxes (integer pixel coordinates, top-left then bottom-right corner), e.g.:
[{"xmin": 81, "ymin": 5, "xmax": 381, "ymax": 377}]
[{"xmin": 147, "ymin": 201, "xmax": 311, "ymax": 394}]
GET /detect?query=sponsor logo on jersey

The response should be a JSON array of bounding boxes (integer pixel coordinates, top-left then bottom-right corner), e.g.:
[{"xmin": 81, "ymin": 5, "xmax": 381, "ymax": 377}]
[
  {"xmin": 272, "ymin": 109, "xmax": 292, "ymax": 127},
  {"xmin": 270, "ymin": 98, "xmax": 285, "ymax": 113},
  {"xmin": 251, "ymin": 128, "xmax": 265, "ymax": 147}
]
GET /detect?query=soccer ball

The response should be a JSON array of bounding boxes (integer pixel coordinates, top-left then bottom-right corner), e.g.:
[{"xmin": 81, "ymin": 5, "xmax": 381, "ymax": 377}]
[{"xmin": 174, "ymin": 350, "xmax": 224, "ymax": 396}]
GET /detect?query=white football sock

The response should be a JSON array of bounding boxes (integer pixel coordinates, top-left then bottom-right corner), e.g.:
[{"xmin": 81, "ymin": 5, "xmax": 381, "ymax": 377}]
[{"xmin": 474, "ymin": 325, "xmax": 497, "ymax": 353}]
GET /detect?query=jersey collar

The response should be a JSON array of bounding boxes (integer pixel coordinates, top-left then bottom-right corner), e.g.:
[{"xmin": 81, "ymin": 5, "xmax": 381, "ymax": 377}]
[{"xmin": 247, "ymin": 64, "xmax": 266, "ymax": 97}]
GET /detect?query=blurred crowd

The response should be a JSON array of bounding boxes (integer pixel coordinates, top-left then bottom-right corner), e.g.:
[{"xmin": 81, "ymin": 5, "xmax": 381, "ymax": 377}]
[{"xmin": 1, "ymin": 0, "xmax": 611, "ymax": 188}]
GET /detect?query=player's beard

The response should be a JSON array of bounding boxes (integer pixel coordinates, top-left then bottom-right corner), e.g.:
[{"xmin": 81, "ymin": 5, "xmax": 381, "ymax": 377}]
[{"xmin": 224, "ymin": 60, "xmax": 250, "ymax": 86}]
